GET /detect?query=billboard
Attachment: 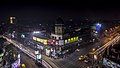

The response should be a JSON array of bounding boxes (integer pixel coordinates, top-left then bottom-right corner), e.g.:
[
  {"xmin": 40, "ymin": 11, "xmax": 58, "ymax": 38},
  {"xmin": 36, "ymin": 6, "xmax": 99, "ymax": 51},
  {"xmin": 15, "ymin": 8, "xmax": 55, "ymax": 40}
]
[
  {"xmin": 65, "ymin": 36, "xmax": 78, "ymax": 44},
  {"xmin": 33, "ymin": 36, "xmax": 48, "ymax": 45},
  {"xmin": 46, "ymin": 49, "xmax": 50, "ymax": 56},
  {"xmin": 59, "ymin": 40, "xmax": 64, "ymax": 45},
  {"xmin": 36, "ymin": 54, "xmax": 41, "ymax": 60},
  {"xmin": 33, "ymin": 36, "xmax": 37, "ymax": 41}
]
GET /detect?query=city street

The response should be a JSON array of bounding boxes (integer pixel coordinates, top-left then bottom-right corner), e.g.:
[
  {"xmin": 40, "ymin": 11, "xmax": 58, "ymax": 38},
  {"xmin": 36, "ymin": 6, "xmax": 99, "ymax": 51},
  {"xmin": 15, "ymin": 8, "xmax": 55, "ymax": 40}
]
[
  {"xmin": 2, "ymin": 35, "xmax": 108, "ymax": 68},
  {"xmin": 14, "ymin": 46, "xmax": 41, "ymax": 68},
  {"xmin": 3, "ymin": 36, "xmax": 53, "ymax": 68},
  {"xmin": 1, "ymin": 1, "xmax": 120, "ymax": 68},
  {"xmin": 3, "ymin": 25, "xmax": 120, "ymax": 68}
]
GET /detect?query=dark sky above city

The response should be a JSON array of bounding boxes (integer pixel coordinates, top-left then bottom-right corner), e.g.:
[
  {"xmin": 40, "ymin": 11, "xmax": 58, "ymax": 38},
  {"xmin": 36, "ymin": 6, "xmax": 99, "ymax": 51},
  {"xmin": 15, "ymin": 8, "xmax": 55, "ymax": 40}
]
[{"xmin": 0, "ymin": 0, "xmax": 120, "ymax": 24}]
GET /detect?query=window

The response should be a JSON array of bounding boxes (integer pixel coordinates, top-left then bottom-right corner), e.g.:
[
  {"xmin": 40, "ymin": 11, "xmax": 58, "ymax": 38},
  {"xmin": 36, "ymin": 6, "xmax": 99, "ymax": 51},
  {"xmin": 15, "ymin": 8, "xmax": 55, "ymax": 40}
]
[
  {"xmin": 52, "ymin": 36, "xmax": 54, "ymax": 39},
  {"xmin": 55, "ymin": 37, "xmax": 56, "ymax": 39},
  {"xmin": 59, "ymin": 37, "xmax": 61, "ymax": 39},
  {"xmin": 58, "ymin": 28, "xmax": 61, "ymax": 31}
]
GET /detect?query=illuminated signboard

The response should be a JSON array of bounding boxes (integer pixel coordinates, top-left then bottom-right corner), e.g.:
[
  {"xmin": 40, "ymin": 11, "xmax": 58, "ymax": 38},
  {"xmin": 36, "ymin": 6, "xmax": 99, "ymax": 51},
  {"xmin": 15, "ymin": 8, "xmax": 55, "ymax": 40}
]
[
  {"xmin": 68, "ymin": 39, "xmax": 71, "ymax": 42},
  {"xmin": 65, "ymin": 36, "xmax": 79, "ymax": 44},
  {"xmin": 43, "ymin": 40, "xmax": 48, "ymax": 45},
  {"xmin": 33, "ymin": 37, "xmax": 37, "ymax": 41},
  {"xmin": 74, "ymin": 37, "xmax": 76, "ymax": 40},
  {"xmin": 71, "ymin": 38, "xmax": 74, "ymax": 42},
  {"xmin": 55, "ymin": 41, "xmax": 59, "ymax": 45},
  {"xmin": 65, "ymin": 40, "xmax": 68, "ymax": 44},
  {"xmin": 59, "ymin": 40, "xmax": 64, "ymax": 45},
  {"xmin": 47, "ymin": 39, "xmax": 56, "ymax": 45},
  {"xmin": 33, "ymin": 36, "xmax": 48, "ymax": 45},
  {"xmin": 76, "ymin": 36, "xmax": 78, "ymax": 40},
  {"xmin": 35, "ymin": 50, "xmax": 39, "ymax": 54},
  {"xmin": 46, "ymin": 49, "xmax": 50, "ymax": 56},
  {"xmin": 33, "ymin": 36, "xmax": 79, "ymax": 45},
  {"xmin": 36, "ymin": 54, "xmax": 41, "ymax": 60},
  {"xmin": 37, "ymin": 38, "xmax": 41, "ymax": 42},
  {"xmin": 18, "ymin": 54, "xmax": 20, "ymax": 59},
  {"xmin": 48, "ymin": 39, "xmax": 52, "ymax": 45},
  {"xmin": 71, "ymin": 38, "xmax": 73, "ymax": 40}
]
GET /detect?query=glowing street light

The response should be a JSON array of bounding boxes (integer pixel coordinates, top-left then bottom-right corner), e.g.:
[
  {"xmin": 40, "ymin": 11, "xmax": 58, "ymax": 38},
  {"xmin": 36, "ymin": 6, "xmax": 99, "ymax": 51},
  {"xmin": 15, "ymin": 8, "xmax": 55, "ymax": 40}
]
[
  {"xmin": 105, "ymin": 30, "xmax": 107, "ymax": 32},
  {"xmin": 92, "ymin": 48, "xmax": 95, "ymax": 51},
  {"xmin": 18, "ymin": 54, "xmax": 20, "ymax": 59},
  {"xmin": 94, "ymin": 54, "xmax": 97, "ymax": 60},
  {"xmin": 95, "ymin": 23, "xmax": 102, "ymax": 31},
  {"xmin": 96, "ymin": 23, "xmax": 101, "ymax": 27}
]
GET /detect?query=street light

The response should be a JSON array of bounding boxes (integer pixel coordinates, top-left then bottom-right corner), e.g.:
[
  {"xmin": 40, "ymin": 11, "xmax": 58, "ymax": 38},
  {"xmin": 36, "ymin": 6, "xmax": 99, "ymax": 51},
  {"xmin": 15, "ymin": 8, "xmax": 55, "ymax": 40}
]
[
  {"xmin": 92, "ymin": 48, "xmax": 95, "ymax": 52},
  {"xmin": 94, "ymin": 54, "xmax": 97, "ymax": 60},
  {"xmin": 96, "ymin": 23, "xmax": 101, "ymax": 27},
  {"xmin": 105, "ymin": 30, "xmax": 107, "ymax": 32},
  {"xmin": 18, "ymin": 54, "xmax": 20, "ymax": 59},
  {"xmin": 95, "ymin": 23, "xmax": 102, "ymax": 31}
]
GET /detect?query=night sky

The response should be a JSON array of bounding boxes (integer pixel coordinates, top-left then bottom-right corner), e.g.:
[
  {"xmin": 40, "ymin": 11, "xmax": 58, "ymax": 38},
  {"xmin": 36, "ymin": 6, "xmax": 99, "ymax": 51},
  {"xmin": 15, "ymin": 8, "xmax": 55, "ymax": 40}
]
[{"xmin": 0, "ymin": 0, "xmax": 120, "ymax": 24}]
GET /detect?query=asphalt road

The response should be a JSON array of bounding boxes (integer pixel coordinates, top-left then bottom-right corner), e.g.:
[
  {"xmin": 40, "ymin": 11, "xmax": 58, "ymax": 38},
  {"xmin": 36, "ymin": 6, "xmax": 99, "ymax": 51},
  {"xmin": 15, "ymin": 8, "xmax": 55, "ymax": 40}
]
[
  {"xmin": 47, "ymin": 41, "xmax": 102, "ymax": 68},
  {"xmin": 20, "ymin": 53, "xmax": 39, "ymax": 68}
]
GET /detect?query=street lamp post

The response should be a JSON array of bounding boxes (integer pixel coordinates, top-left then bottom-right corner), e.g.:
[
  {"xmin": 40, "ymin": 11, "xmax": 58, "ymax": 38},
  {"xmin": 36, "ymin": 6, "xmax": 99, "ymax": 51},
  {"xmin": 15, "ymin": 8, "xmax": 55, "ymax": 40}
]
[
  {"xmin": 92, "ymin": 54, "xmax": 100, "ymax": 67},
  {"xmin": 91, "ymin": 48, "xmax": 97, "ymax": 67}
]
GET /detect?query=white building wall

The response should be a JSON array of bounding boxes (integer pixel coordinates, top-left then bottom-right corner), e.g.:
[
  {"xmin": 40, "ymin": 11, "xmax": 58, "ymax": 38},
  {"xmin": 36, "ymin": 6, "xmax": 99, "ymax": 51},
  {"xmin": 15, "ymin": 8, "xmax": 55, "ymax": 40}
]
[{"xmin": 51, "ymin": 33, "xmax": 63, "ymax": 40}]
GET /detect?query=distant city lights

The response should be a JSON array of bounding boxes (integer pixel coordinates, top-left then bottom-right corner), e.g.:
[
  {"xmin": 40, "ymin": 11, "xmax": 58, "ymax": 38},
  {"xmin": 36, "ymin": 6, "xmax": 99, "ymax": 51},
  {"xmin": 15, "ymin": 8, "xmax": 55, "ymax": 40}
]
[
  {"xmin": 96, "ymin": 23, "xmax": 102, "ymax": 31},
  {"xmin": 10, "ymin": 17, "xmax": 15, "ymax": 24},
  {"xmin": 96, "ymin": 23, "xmax": 102, "ymax": 27}
]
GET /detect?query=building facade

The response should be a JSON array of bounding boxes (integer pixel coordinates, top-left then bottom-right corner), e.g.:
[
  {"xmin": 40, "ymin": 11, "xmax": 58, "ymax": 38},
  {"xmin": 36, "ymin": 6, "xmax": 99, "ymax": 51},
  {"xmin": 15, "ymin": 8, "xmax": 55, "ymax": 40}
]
[{"xmin": 103, "ymin": 44, "xmax": 120, "ymax": 68}]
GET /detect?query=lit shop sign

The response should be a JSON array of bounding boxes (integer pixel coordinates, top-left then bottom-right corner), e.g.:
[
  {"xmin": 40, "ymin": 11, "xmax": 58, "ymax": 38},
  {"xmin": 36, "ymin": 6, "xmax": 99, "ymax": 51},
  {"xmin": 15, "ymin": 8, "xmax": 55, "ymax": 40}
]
[
  {"xmin": 48, "ymin": 39, "xmax": 64, "ymax": 45},
  {"xmin": 33, "ymin": 36, "xmax": 79, "ymax": 45},
  {"xmin": 48, "ymin": 39, "xmax": 56, "ymax": 45},
  {"xmin": 59, "ymin": 40, "xmax": 64, "ymax": 45},
  {"xmin": 33, "ymin": 36, "xmax": 37, "ymax": 40},
  {"xmin": 46, "ymin": 49, "xmax": 50, "ymax": 56},
  {"xmin": 35, "ymin": 50, "xmax": 39, "ymax": 54},
  {"xmin": 33, "ymin": 36, "xmax": 48, "ymax": 45},
  {"xmin": 12, "ymin": 59, "xmax": 20, "ymax": 68},
  {"xmin": 65, "ymin": 36, "xmax": 78, "ymax": 44},
  {"xmin": 36, "ymin": 54, "xmax": 41, "ymax": 60}
]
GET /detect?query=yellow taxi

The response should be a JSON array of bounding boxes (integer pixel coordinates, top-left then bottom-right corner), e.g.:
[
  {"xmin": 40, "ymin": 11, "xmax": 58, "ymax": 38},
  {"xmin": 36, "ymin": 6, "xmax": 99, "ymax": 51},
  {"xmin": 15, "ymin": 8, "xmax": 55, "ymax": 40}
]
[
  {"xmin": 21, "ymin": 64, "xmax": 26, "ymax": 68},
  {"xmin": 78, "ymin": 55, "xmax": 86, "ymax": 61}
]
